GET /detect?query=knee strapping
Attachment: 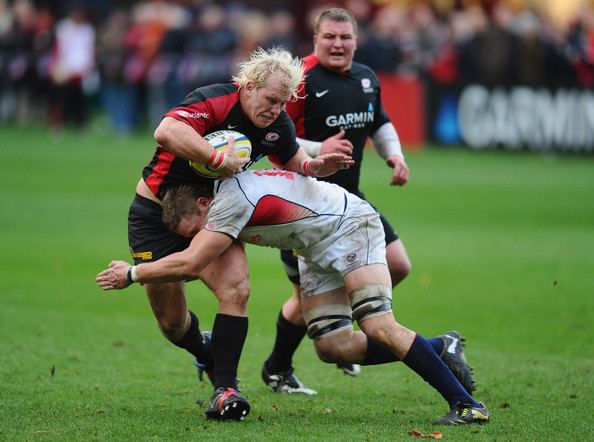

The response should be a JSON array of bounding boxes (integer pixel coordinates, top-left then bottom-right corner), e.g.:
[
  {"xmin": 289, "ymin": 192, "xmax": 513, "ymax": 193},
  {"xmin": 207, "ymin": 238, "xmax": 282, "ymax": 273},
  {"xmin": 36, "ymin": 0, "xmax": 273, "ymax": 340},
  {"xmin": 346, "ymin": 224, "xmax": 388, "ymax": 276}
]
[
  {"xmin": 349, "ymin": 284, "xmax": 392, "ymax": 322},
  {"xmin": 304, "ymin": 304, "xmax": 353, "ymax": 340}
]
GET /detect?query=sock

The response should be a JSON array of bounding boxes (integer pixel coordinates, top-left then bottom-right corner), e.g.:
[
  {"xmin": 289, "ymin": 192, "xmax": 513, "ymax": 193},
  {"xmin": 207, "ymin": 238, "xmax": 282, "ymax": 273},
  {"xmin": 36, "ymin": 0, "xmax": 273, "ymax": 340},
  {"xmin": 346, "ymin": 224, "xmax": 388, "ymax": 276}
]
[
  {"xmin": 363, "ymin": 336, "xmax": 399, "ymax": 365},
  {"xmin": 402, "ymin": 334, "xmax": 478, "ymax": 407},
  {"xmin": 428, "ymin": 337, "xmax": 444, "ymax": 354},
  {"xmin": 211, "ymin": 313, "xmax": 248, "ymax": 390},
  {"xmin": 363, "ymin": 336, "xmax": 445, "ymax": 365},
  {"xmin": 172, "ymin": 311, "xmax": 211, "ymax": 365},
  {"xmin": 264, "ymin": 310, "xmax": 307, "ymax": 373}
]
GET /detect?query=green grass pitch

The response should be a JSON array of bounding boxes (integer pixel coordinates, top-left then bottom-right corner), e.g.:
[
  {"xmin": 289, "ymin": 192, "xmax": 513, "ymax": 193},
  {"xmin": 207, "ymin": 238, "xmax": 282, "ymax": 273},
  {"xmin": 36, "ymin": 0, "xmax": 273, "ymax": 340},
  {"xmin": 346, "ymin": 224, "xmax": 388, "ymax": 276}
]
[{"xmin": 1, "ymin": 126, "xmax": 593, "ymax": 441}]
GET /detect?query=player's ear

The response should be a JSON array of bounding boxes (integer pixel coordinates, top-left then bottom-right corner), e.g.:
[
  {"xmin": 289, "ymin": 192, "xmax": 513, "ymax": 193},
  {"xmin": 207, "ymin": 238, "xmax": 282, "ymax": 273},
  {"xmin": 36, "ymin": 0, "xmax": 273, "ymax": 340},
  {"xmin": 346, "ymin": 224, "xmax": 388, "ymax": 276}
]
[{"xmin": 197, "ymin": 197, "xmax": 210, "ymax": 211}]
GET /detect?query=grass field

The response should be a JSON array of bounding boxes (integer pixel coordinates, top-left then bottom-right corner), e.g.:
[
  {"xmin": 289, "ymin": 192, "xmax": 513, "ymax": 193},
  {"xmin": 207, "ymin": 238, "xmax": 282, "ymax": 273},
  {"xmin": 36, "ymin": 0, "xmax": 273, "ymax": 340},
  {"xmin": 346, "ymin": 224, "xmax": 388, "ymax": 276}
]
[{"xmin": 1, "ymin": 126, "xmax": 593, "ymax": 441}]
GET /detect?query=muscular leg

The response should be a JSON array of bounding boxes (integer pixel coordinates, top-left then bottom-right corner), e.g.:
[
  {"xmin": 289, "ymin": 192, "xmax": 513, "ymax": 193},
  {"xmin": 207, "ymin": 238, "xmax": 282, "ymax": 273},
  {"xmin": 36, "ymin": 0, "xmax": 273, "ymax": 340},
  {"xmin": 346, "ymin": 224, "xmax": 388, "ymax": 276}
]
[
  {"xmin": 200, "ymin": 241, "xmax": 250, "ymax": 390},
  {"xmin": 300, "ymin": 286, "xmax": 367, "ymax": 364},
  {"xmin": 386, "ymin": 239, "xmax": 411, "ymax": 288},
  {"xmin": 282, "ymin": 283, "xmax": 306, "ymax": 325},
  {"xmin": 145, "ymin": 281, "xmax": 210, "ymax": 364},
  {"xmin": 264, "ymin": 239, "xmax": 410, "ymax": 379},
  {"xmin": 344, "ymin": 265, "xmax": 478, "ymax": 408},
  {"xmin": 264, "ymin": 283, "xmax": 308, "ymax": 373}
]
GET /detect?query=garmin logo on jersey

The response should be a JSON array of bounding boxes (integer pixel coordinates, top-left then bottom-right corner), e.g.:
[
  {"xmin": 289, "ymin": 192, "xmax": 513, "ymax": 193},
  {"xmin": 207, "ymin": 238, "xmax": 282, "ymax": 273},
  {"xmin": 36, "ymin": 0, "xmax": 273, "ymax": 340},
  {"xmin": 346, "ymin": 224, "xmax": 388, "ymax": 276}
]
[
  {"xmin": 175, "ymin": 110, "xmax": 210, "ymax": 119},
  {"xmin": 326, "ymin": 110, "xmax": 374, "ymax": 129}
]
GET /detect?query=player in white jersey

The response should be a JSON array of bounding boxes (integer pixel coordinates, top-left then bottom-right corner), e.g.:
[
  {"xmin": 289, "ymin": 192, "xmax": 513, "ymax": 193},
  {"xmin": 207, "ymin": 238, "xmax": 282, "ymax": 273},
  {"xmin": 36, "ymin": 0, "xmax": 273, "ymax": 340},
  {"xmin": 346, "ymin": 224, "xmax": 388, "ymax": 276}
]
[{"xmin": 96, "ymin": 169, "xmax": 490, "ymax": 426}]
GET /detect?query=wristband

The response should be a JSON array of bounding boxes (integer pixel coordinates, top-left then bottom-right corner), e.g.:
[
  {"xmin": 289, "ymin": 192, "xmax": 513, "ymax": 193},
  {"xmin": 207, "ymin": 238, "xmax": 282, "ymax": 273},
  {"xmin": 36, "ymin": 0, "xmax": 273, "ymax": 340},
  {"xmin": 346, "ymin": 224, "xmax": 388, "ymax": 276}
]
[
  {"xmin": 127, "ymin": 266, "xmax": 138, "ymax": 283},
  {"xmin": 207, "ymin": 149, "xmax": 227, "ymax": 170},
  {"xmin": 303, "ymin": 160, "xmax": 312, "ymax": 176}
]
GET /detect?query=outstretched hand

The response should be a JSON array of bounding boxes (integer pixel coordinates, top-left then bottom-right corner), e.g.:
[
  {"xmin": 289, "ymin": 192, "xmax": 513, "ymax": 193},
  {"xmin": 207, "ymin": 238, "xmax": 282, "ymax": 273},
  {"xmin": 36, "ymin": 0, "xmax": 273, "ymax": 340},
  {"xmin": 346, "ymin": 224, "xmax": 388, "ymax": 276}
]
[
  {"xmin": 307, "ymin": 152, "xmax": 354, "ymax": 177},
  {"xmin": 96, "ymin": 260, "xmax": 133, "ymax": 290}
]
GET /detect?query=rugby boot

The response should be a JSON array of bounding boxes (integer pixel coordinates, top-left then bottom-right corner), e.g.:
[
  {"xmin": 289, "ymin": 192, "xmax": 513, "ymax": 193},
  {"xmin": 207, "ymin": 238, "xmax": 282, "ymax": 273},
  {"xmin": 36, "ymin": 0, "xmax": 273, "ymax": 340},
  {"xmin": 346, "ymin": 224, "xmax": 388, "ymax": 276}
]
[
  {"xmin": 336, "ymin": 363, "xmax": 361, "ymax": 376},
  {"xmin": 438, "ymin": 331, "xmax": 476, "ymax": 393},
  {"xmin": 261, "ymin": 363, "xmax": 317, "ymax": 395},
  {"xmin": 205, "ymin": 387, "xmax": 250, "ymax": 421},
  {"xmin": 194, "ymin": 331, "xmax": 215, "ymax": 385},
  {"xmin": 433, "ymin": 402, "xmax": 489, "ymax": 425}
]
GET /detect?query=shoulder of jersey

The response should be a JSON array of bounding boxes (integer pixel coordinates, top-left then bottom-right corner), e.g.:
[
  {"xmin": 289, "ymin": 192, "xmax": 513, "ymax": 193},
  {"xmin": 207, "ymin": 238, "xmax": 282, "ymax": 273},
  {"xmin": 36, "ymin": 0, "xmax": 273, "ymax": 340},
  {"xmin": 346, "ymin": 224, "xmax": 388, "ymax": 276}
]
[
  {"xmin": 183, "ymin": 83, "xmax": 237, "ymax": 103},
  {"xmin": 350, "ymin": 61, "xmax": 377, "ymax": 77}
]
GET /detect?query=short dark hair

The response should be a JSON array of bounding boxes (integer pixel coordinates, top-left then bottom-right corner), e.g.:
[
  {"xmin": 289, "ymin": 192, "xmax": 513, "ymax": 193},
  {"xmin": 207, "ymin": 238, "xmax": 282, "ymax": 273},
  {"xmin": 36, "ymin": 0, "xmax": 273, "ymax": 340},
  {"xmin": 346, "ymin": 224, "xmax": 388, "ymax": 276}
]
[
  {"xmin": 162, "ymin": 182, "xmax": 214, "ymax": 232},
  {"xmin": 314, "ymin": 7, "xmax": 358, "ymax": 36}
]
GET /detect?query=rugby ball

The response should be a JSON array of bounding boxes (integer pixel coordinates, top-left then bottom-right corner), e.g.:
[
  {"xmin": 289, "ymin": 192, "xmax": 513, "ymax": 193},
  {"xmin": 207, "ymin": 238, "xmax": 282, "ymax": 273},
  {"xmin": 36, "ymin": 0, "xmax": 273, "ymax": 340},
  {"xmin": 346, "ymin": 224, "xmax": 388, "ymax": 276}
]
[{"xmin": 190, "ymin": 130, "xmax": 252, "ymax": 178}]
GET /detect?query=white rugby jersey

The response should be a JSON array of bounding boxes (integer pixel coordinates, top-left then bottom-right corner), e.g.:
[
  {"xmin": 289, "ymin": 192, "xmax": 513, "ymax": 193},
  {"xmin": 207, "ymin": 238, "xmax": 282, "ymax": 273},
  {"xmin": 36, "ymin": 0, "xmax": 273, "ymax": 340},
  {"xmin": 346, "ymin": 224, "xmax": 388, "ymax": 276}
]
[{"xmin": 204, "ymin": 170, "xmax": 375, "ymax": 252}]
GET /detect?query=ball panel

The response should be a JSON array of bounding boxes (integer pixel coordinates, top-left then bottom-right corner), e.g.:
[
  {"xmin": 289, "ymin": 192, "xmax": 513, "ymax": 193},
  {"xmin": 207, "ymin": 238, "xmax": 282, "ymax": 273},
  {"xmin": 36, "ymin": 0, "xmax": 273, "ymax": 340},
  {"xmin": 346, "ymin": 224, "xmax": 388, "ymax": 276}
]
[{"xmin": 189, "ymin": 130, "xmax": 252, "ymax": 178}]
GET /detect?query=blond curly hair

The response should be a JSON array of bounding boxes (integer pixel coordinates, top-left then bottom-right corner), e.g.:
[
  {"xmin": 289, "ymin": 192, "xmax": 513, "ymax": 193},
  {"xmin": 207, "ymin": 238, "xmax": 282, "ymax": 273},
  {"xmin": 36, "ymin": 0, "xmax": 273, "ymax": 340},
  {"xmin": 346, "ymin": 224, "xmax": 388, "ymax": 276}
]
[{"xmin": 232, "ymin": 47, "xmax": 304, "ymax": 101}]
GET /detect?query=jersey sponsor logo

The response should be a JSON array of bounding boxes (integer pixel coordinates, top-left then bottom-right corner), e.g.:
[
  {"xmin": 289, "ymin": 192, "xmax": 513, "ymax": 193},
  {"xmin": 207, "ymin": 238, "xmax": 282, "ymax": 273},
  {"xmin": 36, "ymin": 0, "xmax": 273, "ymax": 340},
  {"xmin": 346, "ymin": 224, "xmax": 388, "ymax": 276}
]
[
  {"xmin": 315, "ymin": 89, "xmax": 329, "ymax": 98},
  {"xmin": 265, "ymin": 132, "xmax": 280, "ymax": 142},
  {"xmin": 325, "ymin": 110, "xmax": 374, "ymax": 129},
  {"xmin": 175, "ymin": 110, "xmax": 210, "ymax": 119},
  {"xmin": 361, "ymin": 78, "xmax": 373, "ymax": 93}
]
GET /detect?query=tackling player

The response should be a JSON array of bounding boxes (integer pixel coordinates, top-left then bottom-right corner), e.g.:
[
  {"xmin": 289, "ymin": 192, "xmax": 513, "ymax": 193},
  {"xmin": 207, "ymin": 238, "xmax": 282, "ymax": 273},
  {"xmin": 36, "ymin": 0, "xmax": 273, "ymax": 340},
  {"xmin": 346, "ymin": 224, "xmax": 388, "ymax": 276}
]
[
  {"xmin": 96, "ymin": 169, "xmax": 490, "ymax": 426},
  {"xmin": 262, "ymin": 7, "xmax": 414, "ymax": 392}
]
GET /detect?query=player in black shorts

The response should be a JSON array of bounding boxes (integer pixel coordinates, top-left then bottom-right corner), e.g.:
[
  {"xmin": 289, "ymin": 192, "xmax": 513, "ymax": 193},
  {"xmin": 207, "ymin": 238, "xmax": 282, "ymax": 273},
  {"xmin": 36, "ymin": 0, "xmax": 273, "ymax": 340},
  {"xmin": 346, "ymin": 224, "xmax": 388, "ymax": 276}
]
[
  {"xmin": 261, "ymin": 7, "xmax": 414, "ymax": 393},
  {"xmin": 125, "ymin": 47, "xmax": 351, "ymax": 421}
]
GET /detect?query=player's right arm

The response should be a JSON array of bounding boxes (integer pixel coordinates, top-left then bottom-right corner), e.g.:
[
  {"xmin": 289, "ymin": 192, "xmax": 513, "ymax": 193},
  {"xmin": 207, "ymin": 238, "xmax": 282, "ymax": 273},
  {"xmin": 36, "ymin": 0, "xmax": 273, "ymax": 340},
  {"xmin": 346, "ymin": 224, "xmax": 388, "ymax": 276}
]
[
  {"xmin": 154, "ymin": 117, "xmax": 246, "ymax": 177},
  {"xmin": 96, "ymin": 229, "xmax": 234, "ymax": 290}
]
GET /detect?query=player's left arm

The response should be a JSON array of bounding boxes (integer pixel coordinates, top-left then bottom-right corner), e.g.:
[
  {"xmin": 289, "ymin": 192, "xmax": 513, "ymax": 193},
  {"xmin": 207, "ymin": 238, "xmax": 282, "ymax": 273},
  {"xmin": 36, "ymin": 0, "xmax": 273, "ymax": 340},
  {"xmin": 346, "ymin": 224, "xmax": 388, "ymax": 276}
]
[
  {"xmin": 371, "ymin": 122, "xmax": 409, "ymax": 186},
  {"xmin": 96, "ymin": 230, "xmax": 234, "ymax": 290}
]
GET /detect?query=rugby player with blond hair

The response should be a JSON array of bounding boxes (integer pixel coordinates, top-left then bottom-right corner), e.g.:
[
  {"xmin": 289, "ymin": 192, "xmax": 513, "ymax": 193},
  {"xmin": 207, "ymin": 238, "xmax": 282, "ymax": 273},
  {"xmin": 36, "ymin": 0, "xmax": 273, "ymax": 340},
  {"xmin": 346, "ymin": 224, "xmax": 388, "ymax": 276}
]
[{"xmin": 122, "ymin": 47, "xmax": 350, "ymax": 420}]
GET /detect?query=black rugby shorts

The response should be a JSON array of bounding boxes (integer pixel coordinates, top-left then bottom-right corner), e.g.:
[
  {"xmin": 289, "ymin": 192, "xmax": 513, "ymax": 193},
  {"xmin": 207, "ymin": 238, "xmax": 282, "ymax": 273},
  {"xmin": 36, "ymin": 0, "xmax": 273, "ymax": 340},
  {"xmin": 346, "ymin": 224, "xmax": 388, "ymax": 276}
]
[{"xmin": 128, "ymin": 194, "xmax": 191, "ymax": 264}]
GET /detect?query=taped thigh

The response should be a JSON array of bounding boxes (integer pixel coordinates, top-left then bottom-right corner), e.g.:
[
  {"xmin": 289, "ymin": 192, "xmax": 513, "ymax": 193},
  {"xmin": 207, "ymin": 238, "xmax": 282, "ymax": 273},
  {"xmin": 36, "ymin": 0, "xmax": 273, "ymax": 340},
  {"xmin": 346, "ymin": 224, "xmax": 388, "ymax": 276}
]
[
  {"xmin": 303, "ymin": 304, "xmax": 353, "ymax": 340},
  {"xmin": 349, "ymin": 284, "xmax": 392, "ymax": 322}
]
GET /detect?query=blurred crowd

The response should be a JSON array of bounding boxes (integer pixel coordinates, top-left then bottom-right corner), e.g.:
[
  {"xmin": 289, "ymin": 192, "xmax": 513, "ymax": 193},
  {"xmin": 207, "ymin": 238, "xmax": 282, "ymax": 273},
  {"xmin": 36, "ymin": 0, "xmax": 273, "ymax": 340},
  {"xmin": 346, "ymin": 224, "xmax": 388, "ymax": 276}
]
[{"xmin": 1, "ymin": 0, "xmax": 594, "ymax": 133}]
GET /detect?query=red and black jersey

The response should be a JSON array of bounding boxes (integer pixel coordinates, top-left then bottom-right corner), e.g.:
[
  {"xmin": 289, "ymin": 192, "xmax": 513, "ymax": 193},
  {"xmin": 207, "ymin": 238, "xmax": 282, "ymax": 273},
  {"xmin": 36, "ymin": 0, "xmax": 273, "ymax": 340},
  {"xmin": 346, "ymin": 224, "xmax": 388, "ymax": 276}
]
[
  {"xmin": 286, "ymin": 54, "xmax": 391, "ymax": 193},
  {"xmin": 143, "ymin": 82, "xmax": 300, "ymax": 200}
]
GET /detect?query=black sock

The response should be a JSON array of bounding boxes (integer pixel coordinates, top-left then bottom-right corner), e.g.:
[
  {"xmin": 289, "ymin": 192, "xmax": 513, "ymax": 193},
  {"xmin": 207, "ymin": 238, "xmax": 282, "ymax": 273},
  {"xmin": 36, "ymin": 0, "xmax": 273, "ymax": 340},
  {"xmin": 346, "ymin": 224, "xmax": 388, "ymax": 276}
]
[
  {"xmin": 403, "ymin": 334, "xmax": 477, "ymax": 407},
  {"xmin": 211, "ymin": 313, "xmax": 248, "ymax": 390},
  {"xmin": 172, "ymin": 311, "xmax": 211, "ymax": 364},
  {"xmin": 264, "ymin": 310, "xmax": 307, "ymax": 373}
]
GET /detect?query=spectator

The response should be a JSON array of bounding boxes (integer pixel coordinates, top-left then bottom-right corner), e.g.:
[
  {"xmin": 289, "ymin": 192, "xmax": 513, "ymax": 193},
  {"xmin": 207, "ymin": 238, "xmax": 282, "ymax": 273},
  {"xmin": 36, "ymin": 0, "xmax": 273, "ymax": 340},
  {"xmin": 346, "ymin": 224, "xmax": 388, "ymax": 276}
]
[
  {"xmin": 97, "ymin": 9, "xmax": 138, "ymax": 134},
  {"xmin": 263, "ymin": 9, "xmax": 298, "ymax": 53},
  {"xmin": 355, "ymin": 5, "xmax": 404, "ymax": 73},
  {"xmin": 49, "ymin": 5, "xmax": 95, "ymax": 129},
  {"xmin": 458, "ymin": 3, "xmax": 516, "ymax": 87}
]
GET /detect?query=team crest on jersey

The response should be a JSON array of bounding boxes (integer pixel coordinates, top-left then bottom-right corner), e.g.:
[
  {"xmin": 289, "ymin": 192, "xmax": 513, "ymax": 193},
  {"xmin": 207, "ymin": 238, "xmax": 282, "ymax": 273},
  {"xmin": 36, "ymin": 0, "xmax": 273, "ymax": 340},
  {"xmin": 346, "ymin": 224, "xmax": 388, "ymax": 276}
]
[
  {"xmin": 361, "ymin": 78, "xmax": 373, "ymax": 93},
  {"xmin": 265, "ymin": 132, "xmax": 280, "ymax": 142}
]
